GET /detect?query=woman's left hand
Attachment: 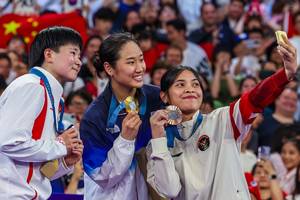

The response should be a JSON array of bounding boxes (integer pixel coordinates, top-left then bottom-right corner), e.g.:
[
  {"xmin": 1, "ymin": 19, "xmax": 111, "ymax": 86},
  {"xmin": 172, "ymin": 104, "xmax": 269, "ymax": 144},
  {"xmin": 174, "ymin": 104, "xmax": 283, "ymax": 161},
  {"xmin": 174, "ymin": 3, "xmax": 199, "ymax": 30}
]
[{"xmin": 277, "ymin": 35, "xmax": 298, "ymax": 80}]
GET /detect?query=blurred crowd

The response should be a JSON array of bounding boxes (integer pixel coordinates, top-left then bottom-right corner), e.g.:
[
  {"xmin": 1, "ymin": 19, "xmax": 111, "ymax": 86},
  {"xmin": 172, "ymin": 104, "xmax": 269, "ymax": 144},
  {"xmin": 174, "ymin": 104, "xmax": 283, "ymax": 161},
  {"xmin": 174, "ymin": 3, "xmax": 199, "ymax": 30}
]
[{"xmin": 2, "ymin": 0, "xmax": 300, "ymax": 199}]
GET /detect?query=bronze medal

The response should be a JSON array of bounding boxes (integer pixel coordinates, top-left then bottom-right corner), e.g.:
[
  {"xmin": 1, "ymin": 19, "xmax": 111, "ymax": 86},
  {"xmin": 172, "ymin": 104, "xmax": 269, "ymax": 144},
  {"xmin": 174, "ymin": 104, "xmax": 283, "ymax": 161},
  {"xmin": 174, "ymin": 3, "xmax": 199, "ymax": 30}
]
[
  {"xmin": 197, "ymin": 135, "xmax": 210, "ymax": 151},
  {"xmin": 166, "ymin": 105, "xmax": 182, "ymax": 125}
]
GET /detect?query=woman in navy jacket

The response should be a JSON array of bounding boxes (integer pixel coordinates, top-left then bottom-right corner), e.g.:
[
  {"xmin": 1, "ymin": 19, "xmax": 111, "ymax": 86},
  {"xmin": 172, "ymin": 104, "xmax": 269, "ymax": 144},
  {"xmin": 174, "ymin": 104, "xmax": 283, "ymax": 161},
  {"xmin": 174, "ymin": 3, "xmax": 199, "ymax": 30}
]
[{"xmin": 80, "ymin": 32, "xmax": 162, "ymax": 200}]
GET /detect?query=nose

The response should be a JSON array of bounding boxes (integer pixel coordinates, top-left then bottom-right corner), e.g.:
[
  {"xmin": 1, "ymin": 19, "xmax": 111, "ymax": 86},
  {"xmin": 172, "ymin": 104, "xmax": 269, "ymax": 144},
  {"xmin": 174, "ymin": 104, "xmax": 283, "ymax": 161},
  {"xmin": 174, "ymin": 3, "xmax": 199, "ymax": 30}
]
[
  {"xmin": 136, "ymin": 60, "xmax": 145, "ymax": 73},
  {"xmin": 76, "ymin": 56, "xmax": 82, "ymax": 66}
]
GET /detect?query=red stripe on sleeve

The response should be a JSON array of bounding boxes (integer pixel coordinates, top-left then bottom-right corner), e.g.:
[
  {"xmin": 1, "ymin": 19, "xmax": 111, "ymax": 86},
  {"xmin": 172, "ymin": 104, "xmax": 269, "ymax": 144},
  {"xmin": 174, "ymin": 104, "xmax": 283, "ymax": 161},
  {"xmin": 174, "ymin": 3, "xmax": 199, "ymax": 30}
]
[
  {"xmin": 229, "ymin": 101, "xmax": 241, "ymax": 140},
  {"xmin": 26, "ymin": 80, "xmax": 48, "ymax": 185}
]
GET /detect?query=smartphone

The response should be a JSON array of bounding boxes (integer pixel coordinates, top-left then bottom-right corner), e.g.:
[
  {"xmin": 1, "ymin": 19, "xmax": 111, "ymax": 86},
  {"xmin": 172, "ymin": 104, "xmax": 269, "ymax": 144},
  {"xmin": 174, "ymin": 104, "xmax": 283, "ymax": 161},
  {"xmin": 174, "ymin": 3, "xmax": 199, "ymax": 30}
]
[{"xmin": 257, "ymin": 146, "xmax": 271, "ymax": 161}]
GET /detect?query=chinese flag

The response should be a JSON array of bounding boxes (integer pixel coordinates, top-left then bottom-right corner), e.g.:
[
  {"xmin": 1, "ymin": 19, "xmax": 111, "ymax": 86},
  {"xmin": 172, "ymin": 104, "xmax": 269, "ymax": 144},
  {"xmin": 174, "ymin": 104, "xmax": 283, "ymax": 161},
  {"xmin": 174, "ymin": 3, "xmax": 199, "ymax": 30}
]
[{"xmin": 0, "ymin": 12, "xmax": 88, "ymax": 49}]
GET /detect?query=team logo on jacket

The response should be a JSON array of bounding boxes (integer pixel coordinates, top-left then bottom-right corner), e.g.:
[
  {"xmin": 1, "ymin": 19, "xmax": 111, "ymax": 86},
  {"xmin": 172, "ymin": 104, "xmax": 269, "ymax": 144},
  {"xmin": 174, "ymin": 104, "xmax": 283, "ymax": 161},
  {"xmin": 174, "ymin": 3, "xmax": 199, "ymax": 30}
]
[
  {"xmin": 197, "ymin": 135, "xmax": 210, "ymax": 151},
  {"xmin": 106, "ymin": 124, "xmax": 120, "ymax": 134}
]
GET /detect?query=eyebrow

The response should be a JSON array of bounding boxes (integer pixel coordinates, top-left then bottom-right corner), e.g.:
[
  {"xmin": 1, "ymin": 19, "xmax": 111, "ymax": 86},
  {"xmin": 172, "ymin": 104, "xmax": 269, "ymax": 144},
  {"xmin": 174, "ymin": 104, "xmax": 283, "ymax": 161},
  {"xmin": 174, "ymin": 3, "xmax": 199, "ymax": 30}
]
[
  {"xmin": 175, "ymin": 78, "xmax": 198, "ymax": 82},
  {"xmin": 125, "ymin": 53, "xmax": 144, "ymax": 60}
]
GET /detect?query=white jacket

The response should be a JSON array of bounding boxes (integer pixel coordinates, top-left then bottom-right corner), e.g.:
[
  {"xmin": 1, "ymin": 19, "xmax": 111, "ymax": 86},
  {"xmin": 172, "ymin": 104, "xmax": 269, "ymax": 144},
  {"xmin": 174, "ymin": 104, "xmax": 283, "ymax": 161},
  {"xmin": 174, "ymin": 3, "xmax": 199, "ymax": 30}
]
[{"xmin": 0, "ymin": 67, "xmax": 71, "ymax": 200}]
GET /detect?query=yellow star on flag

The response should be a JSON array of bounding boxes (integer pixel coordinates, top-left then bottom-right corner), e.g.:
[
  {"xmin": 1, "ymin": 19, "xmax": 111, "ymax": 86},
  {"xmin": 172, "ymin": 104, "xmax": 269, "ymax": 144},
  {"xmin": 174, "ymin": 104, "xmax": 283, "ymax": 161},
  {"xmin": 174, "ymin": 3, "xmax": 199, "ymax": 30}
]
[{"xmin": 3, "ymin": 21, "xmax": 21, "ymax": 35}]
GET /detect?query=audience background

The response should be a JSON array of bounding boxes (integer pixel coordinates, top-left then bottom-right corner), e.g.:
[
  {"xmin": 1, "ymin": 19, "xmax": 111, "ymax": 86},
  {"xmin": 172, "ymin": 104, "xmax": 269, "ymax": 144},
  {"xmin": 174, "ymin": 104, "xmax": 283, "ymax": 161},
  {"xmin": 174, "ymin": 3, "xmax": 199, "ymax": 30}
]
[{"xmin": 1, "ymin": 0, "xmax": 300, "ymax": 198}]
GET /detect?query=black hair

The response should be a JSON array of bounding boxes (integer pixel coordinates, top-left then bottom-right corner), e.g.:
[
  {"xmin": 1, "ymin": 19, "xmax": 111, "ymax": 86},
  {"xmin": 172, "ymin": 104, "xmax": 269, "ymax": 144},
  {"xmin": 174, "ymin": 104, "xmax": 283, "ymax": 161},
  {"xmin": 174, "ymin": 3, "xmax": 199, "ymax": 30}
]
[
  {"xmin": 166, "ymin": 19, "xmax": 186, "ymax": 32},
  {"xmin": 84, "ymin": 35, "xmax": 102, "ymax": 53},
  {"xmin": 246, "ymin": 28, "xmax": 264, "ymax": 37},
  {"xmin": 150, "ymin": 60, "xmax": 172, "ymax": 79},
  {"xmin": 165, "ymin": 43, "xmax": 183, "ymax": 59},
  {"xmin": 200, "ymin": 2, "xmax": 218, "ymax": 13},
  {"xmin": 131, "ymin": 23, "xmax": 153, "ymax": 41},
  {"xmin": 160, "ymin": 66, "xmax": 203, "ymax": 93},
  {"xmin": 239, "ymin": 75, "xmax": 257, "ymax": 91},
  {"xmin": 293, "ymin": 164, "xmax": 300, "ymax": 199},
  {"xmin": 0, "ymin": 75, "xmax": 7, "ymax": 93},
  {"xmin": 93, "ymin": 32, "xmax": 138, "ymax": 77},
  {"xmin": 93, "ymin": 7, "xmax": 115, "ymax": 26},
  {"xmin": 29, "ymin": 26, "xmax": 83, "ymax": 67},
  {"xmin": 65, "ymin": 89, "xmax": 93, "ymax": 107},
  {"xmin": 0, "ymin": 53, "xmax": 12, "ymax": 68},
  {"xmin": 230, "ymin": 0, "xmax": 246, "ymax": 6}
]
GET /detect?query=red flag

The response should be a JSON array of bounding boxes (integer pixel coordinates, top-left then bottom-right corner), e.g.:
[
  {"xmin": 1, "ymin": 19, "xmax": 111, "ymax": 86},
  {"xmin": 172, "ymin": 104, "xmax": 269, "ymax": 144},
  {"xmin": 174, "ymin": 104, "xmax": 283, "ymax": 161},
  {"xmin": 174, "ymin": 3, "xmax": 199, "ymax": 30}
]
[{"xmin": 0, "ymin": 12, "xmax": 88, "ymax": 49}]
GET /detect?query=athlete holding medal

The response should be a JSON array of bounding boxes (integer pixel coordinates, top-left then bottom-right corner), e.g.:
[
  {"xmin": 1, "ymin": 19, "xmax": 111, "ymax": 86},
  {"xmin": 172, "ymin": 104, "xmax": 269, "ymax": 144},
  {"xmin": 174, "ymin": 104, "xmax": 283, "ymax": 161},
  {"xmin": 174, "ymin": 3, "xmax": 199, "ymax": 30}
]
[{"xmin": 147, "ymin": 31, "xmax": 298, "ymax": 200}]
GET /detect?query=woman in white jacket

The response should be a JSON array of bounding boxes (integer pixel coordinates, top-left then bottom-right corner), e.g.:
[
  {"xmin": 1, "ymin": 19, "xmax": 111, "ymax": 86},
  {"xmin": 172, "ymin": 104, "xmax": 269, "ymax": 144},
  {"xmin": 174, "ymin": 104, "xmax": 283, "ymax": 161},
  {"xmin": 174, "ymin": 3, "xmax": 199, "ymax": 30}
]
[{"xmin": 146, "ymin": 36, "xmax": 298, "ymax": 200}]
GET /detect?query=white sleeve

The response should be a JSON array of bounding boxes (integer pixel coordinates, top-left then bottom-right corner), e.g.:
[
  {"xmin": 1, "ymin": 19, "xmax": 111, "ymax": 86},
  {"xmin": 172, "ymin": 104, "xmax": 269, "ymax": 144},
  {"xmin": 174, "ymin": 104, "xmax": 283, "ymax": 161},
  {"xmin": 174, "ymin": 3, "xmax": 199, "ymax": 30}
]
[
  {"xmin": 146, "ymin": 137, "xmax": 181, "ymax": 198},
  {"xmin": 0, "ymin": 83, "xmax": 67, "ymax": 162},
  {"xmin": 89, "ymin": 135, "xmax": 135, "ymax": 189},
  {"xmin": 50, "ymin": 158, "xmax": 74, "ymax": 181}
]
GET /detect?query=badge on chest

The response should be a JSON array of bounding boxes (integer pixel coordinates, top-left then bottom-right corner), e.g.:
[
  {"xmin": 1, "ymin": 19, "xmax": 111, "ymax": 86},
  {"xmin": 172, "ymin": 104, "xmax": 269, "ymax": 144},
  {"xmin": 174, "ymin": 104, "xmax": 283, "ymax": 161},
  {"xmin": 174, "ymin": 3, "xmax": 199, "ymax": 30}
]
[{"xmin": 197, "ymin": 135, "xmax": 210, "ymax": 151}]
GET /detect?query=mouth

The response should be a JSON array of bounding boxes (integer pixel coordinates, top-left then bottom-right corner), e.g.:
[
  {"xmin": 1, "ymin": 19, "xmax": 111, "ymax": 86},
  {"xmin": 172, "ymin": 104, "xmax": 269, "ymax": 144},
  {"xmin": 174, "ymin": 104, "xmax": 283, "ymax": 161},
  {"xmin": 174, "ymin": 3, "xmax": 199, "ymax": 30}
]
[
  {"xmin": 133, "ymin": 75, "xmax": 143, "ymax": 82},
  {"xmin": 182, "ymin": 95, "xmax": 198, "ymax": 100},
  {"xmin": 72, "ymin": 67, "xmax": 80, "ymax": 73}
]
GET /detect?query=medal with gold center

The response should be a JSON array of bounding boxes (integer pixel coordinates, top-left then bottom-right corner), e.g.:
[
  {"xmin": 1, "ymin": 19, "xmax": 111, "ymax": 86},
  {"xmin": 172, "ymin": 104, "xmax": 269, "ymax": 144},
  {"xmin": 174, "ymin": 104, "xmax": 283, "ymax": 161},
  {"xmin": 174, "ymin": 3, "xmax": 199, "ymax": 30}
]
[{"xmin": 124, "ymin": 96, "xmax": 139, "ymax": 113}]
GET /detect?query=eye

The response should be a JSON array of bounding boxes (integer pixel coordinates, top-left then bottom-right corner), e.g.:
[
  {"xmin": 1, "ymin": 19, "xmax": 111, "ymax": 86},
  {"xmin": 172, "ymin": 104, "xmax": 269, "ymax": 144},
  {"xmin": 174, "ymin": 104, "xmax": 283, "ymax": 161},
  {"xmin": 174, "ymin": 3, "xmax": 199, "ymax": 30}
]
[
  {"xmin": 70, "ymin": 51, "xmax": 76, "ymax": 55},
  {"xmin": 193, "ymin": 82, "xmax": 200, "ymax": 87},
  {"xmin": 127, "ymin": 60, "xmax": 135, "ymax": 65},
  {"xmin": 175, "ymin": 82, "xmax": 184, "ymax": 87}
]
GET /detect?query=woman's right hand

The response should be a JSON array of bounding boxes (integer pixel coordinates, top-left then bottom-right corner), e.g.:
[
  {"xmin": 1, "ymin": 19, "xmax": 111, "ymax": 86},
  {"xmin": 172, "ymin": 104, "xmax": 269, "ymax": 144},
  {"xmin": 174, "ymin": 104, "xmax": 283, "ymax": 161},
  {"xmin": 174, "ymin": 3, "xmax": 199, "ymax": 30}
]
[
  {"xmin": 121, "ymin": 111, "xmax": 142, "ymax": 141},
  {"xmin": 150, "ymin": 110, "xmax": 169, "ymax": 139}
]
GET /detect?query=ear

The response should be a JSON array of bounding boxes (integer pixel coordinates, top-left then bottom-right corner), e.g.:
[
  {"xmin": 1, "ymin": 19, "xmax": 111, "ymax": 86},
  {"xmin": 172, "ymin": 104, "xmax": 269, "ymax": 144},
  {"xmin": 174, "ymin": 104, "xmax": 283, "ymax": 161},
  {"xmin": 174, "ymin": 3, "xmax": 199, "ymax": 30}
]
[
  {"xmin": 43, "ymin": 48, "xmax": 54, "ymax": 64},
  {"xmin": 103, "ymin": 62, "xmax": 114, "ymax": 77},
  {"xmin": 160, "ymin": 91, "xmax": 169, "ymax": 104}
]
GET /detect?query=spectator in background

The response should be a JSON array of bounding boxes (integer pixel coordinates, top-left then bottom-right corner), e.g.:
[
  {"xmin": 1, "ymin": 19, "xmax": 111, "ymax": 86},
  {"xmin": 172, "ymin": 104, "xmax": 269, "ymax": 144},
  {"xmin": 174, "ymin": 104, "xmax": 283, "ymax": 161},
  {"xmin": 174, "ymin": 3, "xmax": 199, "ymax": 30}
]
[
  {"xmin": 7, "ymin": 50, "xmax": 28, "ymax": 80},
  {"xmin": 164, "ymin": 43, "xmax": 183, "ymax": 67},
  {"xmin": 13, "ymin": 0, "xmax": 40, "ymax": 15},
  {"xmin": 189, "ymin": 2, "xmax": 219, "ymax": 61},
  {"xmin": 290, "ymin": 11, "xmax": 300, "ymax": 67},
  {"xmin": 92, "ymin": 7, "xmax": 115, "ymax": 39},
  {"xmin": 176, "ymin": 0, "xmax": 202, "ymax": 32},
  {"xmin": 77, "ymin": 35, "xmax": 105, "ymax": 98},
  {"xmin": 65, "ymin": 89, "xmax": 93, "ymax": 123},
  {"xmin": 0, "ymin": 52, "xmax": 12, "ymax": 84},
  {"xmin": 139, "ymin": 1, "xmax": 159, "ymax": 32},
  {"xmin": 7, "ymin": 35, "xmax": 27, "ymax": 63},
  {"xmin": 270, "ymin": 138, "xmax": 300, "ymax": 195},
  {"xmin": 150, "ymin": 60, "xmax": 172, "ymax": 87},
  {"xmin": 166, "ymin": 19, "xmax": 209, "ymax": 74},
  {"xmin": 218, "ymin": 0, "xmax": 245, "ymax": 50},
  {"xmin": 111, "ymin": 0, "xmax": 141, "ymax": 32},
  {"xmin": 157, "ymin": 3, "xmax": 179, "ymax": 37},
  {"xmin": 210, "ymin": 47, "xmax": 239, "ymax": 107},
  {"xmin": 61, "ymin": 0, "xmax": 89, "ymax": 18},
  {"xmin": 257, "ymin": 87, "xmax": 299, "ymax": 147},
  {"xmin": 252, "ymin": 160, "xmax": 284, "ymax": 200},
  {"xmin": 230, "ymin": 28, "xmax": 264, "ymax": 78},
  {"xmin": 123, "ymin": 10, "xmax": 142, "ymax": 32},
  {"xmin": 132, "ymin": 24, "xmax": 167, "ymax": 72}
]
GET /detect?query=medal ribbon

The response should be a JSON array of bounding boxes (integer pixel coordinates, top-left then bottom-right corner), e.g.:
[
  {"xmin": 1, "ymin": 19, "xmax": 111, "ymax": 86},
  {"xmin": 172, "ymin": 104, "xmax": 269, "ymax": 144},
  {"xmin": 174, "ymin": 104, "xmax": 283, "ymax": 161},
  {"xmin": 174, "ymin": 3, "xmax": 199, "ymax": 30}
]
[
  {"xmin": 165, "ymin": 112, "xmax": 203, "ymax": 148},
  {"xmin": 30, "ymin": 68, "xmax": 65, "ymax": 133},
  {"xmin": 107, "ymin": 92, "xmax": 147, "ymax": 129}
]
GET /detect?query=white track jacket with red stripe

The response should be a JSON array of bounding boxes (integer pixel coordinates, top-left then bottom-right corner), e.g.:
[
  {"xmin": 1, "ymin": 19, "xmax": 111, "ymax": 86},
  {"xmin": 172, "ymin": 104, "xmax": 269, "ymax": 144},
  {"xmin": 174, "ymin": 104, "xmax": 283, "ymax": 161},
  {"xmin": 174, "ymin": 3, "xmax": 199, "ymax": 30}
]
[{"xmin": 0, "ymin": 67, "xmax": 71, "ymax": 200}]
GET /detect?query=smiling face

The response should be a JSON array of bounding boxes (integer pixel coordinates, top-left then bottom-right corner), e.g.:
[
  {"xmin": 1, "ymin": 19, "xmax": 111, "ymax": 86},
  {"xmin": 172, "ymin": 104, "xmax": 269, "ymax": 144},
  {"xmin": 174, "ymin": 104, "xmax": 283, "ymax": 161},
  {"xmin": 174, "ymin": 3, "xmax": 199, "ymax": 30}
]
[
  {"xmin": 281, "ymin": 141, "xmax": 300, "ymax": 171},
  {"xmin": 109, "ymin": 41, "xmax": 146, "ymax": 90},
  {"xmin": 44, "ymin": 43, "xmax": 82, "ymax": 83},
  {"xmin": 161, "ymin": 70, "xmax": 203, "ymax": 118}
]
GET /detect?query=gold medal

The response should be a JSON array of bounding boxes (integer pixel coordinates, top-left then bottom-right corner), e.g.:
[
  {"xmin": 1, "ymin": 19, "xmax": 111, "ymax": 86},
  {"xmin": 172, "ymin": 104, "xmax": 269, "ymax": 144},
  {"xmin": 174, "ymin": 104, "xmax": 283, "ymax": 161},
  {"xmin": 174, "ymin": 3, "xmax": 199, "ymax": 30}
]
[
  {"xmin": 124, "ymin": 96, "xmax": 138, "ymax": 113},
  {"xmin": 40, "ymin": 159, "xmax": 59, "ymax": 179},
  {"xmin": 166, "ymin": 105, "xmax": 182, "ymax": 125}
]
